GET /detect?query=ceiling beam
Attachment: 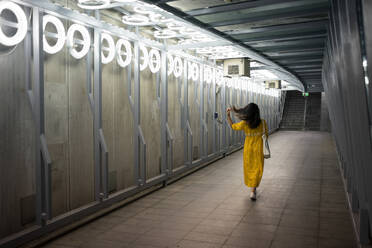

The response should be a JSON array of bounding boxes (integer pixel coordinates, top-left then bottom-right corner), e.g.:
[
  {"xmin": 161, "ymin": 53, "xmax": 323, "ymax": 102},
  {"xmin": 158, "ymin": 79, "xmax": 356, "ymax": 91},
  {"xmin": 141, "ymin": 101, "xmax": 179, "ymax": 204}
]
[
  {"xmin": 226, "ymin": 20, "xmax": 328, "ymax": 35},
  {"xmin": 249, "ymin": 38, "xmax": 325, "ymax": 48},
  {"xmin": 186, "ymin": 0, "xmax": 301, "ymax": 16},
  {"xmin": 243, "ymin": 32, "xmax": 327, "ymax": 44},
  {"xmin": 287, "ymin": 64, "xmax": 322, "ymax": 69},
  {"xmin": 266, "ymin": 50, "xmax": 324, "ymax": 57},
  {"xmin": 275, "ymin": 58, "xmax": 324, "ymax": 64},
  {"xmin": 208, "ymin": 7, "xmax": 329, "ymax": 27}
]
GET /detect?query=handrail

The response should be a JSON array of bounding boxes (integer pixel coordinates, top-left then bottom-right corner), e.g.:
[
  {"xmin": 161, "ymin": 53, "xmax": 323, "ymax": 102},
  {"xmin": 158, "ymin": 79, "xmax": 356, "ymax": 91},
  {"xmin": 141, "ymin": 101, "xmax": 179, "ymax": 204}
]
[
  {"xmin": 40, "ymin": 134, "xmax": 52, "ymax": 221},
  {"xmin": 98, "ymin": 129, "xmax": 109, "ymax": 198},
  {"xmin": 138, "ymin": 126, "xmax": 147, "ymax": 186},
  {"xmin": 186, "ymin": 121, "xmax": 193, "ymax": 163},
  {"xmin": 166, "ymin": 123, "xmax": 174, "ymax": 174}
]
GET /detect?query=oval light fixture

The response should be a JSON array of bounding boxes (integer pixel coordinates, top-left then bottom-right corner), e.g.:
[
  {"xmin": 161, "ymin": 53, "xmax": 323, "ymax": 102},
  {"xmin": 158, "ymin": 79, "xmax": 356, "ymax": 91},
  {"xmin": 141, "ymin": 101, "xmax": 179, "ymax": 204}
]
[
  {"xmin": 191, "ymin": 63, "xmax": 199, "ymax": 82},
  {"xmin": 154, "ymin": 29, "xmax": 177, "ymax": 39},
  {"xmin": 0, "ymin": 1, "xmax": 28, "ymax": 46},
  {"xmin": 167, "ymin": 54, "xmax": 174, "ymax": 76},
  {"xmin": 67, "ymin": 24, "xmax": 91, "ymax": 59},
  {"xmin": 167, "ymin": 21, "xmax": 184, "ymax": 31},
  {"xmin": 122, "ymin": 14, "xmax": 150, "ymax": 26},
  {"xmin": 77, "ymin": 0, "xmax": 110, "ymax": 9},
  {"xmin": 149, "ymin": 13, "xmax": 172, "ymax": 24},
  {"xmin": 173, "ymin": 56, "xmax": 183, "ymax": 78},
  {"xmin": 116, "ymin": 38, "xmax": 132, "ymax": 68},
  {"xmin": 43, "ymin": 15, "xmax": 66, "ymax": 54},
  {"xmin": 148, "ymin": 49, "xmax": 161, "ymax": 73},
  {"xmin": 133, "ymin": 6, "xmax": 153, "ymax": 15},
  {"xmin": 139, "ymin": 44, "xmax": 148, "ymax": 71},
  {"xmin": 204, "ymin": 66, "xmax": 212, "ymax": 84},
  {"xmin": 101, "ymin": 32, "xmax": 115, "ymax": 64}
]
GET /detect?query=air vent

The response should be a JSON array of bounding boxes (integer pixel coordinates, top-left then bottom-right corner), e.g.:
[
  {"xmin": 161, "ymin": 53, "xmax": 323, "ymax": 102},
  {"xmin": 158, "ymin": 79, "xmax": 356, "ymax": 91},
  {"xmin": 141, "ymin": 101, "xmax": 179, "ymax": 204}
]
[
  {"xmin": 265, "ymin": 80, "xmax": 281, "ymax": 89},
  {"xmin": 223, "ymin": 58, "xmax": 250, "ymax": 77}
]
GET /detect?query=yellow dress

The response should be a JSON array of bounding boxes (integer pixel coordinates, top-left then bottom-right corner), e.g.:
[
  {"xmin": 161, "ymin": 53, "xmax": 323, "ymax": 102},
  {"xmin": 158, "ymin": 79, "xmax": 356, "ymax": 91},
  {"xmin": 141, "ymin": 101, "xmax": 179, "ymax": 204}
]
[{"xmin": 232, "ymin": 120, "xmax": 268, "ymax": 188}]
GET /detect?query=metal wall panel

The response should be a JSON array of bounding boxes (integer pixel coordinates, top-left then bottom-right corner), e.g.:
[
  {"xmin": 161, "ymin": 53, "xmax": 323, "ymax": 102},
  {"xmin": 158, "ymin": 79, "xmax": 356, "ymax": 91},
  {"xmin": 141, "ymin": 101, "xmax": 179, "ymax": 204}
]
[
  {"xmin": 0, "ymin": 1, "xmax": 285, "ymax": 246},
  {"xmin": 322, "ymin": 0, "xmax": 372, "ymax": 244}
]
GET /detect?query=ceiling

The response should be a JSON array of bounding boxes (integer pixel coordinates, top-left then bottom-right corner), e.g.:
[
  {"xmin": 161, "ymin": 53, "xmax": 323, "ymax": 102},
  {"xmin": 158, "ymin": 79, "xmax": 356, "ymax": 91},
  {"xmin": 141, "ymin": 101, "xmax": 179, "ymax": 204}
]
[{"xmin": 143, "ymin": 0, "xmax": 330, "ymax": 92}]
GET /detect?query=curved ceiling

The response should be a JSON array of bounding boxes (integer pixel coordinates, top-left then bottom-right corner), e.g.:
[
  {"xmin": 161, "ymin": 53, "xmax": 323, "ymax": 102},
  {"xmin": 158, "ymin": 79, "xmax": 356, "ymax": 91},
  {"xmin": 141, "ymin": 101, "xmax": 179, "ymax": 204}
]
[{"xmin": 144, "ymin": 0, "xmax": 330, "ymax": 92}]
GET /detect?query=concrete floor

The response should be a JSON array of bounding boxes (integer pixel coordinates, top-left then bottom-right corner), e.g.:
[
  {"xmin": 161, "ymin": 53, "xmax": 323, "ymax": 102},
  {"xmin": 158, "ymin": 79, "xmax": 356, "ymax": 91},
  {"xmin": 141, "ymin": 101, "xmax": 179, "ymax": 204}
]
[{"xmin": 42, "ymin": 131, "xmax": 357, "ymax": 248}]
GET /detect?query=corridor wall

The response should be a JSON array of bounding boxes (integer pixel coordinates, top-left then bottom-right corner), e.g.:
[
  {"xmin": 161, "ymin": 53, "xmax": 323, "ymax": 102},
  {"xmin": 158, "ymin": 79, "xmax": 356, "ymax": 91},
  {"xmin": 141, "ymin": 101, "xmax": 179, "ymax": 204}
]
[
  {"xmin": 322, "ymin": 0, "xmax": 372, "ymax": 244},
  {"xmin": 0, "ymin": 1, "xmax": 283, "ymax": 246}
]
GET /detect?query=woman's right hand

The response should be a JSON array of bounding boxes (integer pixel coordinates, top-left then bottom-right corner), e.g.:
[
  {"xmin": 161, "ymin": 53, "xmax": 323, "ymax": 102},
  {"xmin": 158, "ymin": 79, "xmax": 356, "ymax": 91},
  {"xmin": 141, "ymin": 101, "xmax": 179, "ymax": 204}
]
[{"xmin": 226, "ymin": 108, "xmax": 232, "ymax": 115}]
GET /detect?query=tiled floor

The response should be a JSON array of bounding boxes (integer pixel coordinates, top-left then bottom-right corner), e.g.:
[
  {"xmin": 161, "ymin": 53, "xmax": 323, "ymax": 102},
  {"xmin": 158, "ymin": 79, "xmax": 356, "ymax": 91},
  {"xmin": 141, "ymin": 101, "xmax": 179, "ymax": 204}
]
[{"xmin": 42, "ymin": 131, "xmax": 357, "ymax": 248}]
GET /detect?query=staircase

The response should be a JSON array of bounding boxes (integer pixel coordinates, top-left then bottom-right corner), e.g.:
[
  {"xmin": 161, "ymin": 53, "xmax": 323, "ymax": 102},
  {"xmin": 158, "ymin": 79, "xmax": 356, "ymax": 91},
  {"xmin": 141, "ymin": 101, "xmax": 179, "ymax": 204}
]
[
  {"xmin": 280, "ymin": 91, "xmax": 305, "ymax": 130},
  {"xmin": 305, "ymin": 92, "xmax": 321, "ymax": 130}
]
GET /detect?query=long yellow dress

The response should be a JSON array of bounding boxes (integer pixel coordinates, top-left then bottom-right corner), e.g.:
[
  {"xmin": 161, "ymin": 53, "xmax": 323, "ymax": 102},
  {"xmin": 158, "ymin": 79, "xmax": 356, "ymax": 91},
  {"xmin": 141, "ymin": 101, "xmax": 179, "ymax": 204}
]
[{"xmin": 232, "ymin": 120, "xmax": 268, "ymax": 187}]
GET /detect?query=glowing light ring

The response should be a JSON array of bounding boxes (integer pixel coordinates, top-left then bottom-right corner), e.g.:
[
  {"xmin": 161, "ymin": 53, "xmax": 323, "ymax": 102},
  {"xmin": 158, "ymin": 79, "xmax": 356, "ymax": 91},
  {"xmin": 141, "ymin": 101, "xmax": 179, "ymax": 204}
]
[
  {"xmin": 149, "ymin": 13, "xmax": 172, "ymax": 23},
  {"xmin": 43, "ymin": 15, "xmax": 66, "ymax": 54},
  {"xmin": 173, "ymin": 57, "xmax": 182, "ymax": 78},
  {"xmin": 191, "ymin": 63, "xmax": 199, "ymax": 82},
  {"xmin": 196, "ymin": 48, "xmax": 214, "ymax": 54},
  {"xmin": 154, "ymin": 29, "xmax": 177, "ymax": 39},
  {"xmin": 0, "ymin": 1, "xmax": 28, "ymax": 46},
  {"xmin": 139, "ymin": 45, "xmax": 148, "ymax": 71},
  {"xmin": 167, "ymin": 54, "xmax": 174, "ymax": 76},
  {"xmin": 179, "ymin": 28, "xmax": 199, "ymax": 36},
  {"xmin": 122, "ymin": 14, "xmax": 150, "ymax": 26},
  {"xmin": 167, "ymin": 21, "xmax": 184, "ymax": 31},
  {"xmin": 187, "ymin": 61, "xmax": 193, "ymax": 80},
  {"xmin": 134, "ymin": 6, "xmax": 151, "ymax": 14},
  {"xmin": 114, "ymin": 0, "xmax": 136, "ymax": 2},
  {"xmin": 77, "ymin": 0, "xmax": 110, "ymax": 9},
  {"xmin": 67, "ymin": 24, "xmax": 91, "ymax": 59},
  {"xmin": 204, "ymin": 67, "xmax": 212, "ymax": 84},
  {"xmin": 192, "ymin": 35, "xmax": 214, "ymax": 42},
  {"xmin": 116, "ymin": 39, "xmax": 132, "ymax": 68},
  {"xmin": 101, "ymin": 33, "xmax": 115, "ymax": 64},
  {"xmin": 148, "ymin": 49, "xmax": 161, "ymax": 73}
]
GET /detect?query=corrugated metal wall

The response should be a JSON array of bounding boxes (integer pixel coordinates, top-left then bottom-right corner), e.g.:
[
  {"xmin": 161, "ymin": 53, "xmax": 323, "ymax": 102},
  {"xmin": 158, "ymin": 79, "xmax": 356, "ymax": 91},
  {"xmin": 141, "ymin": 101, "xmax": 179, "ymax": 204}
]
[{"xmin": 322, "ymin": 0, "xmax": 372, "ymax": 244}]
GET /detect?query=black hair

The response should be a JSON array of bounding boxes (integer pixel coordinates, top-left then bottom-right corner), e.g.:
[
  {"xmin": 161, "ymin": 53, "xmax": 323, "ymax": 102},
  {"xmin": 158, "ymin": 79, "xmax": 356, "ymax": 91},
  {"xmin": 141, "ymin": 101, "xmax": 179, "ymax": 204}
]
[{"xmin": 232, "ymin": 103, "xmax": 261, "ymax": 129}]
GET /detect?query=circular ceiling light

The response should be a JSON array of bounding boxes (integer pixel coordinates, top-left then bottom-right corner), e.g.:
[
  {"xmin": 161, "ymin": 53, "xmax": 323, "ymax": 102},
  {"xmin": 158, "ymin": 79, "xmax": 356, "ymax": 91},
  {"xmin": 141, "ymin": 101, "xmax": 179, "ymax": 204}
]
[
  {"xmin": 196, "ymin": 48, "xmax": 213, "ymax": 54},
  {"xmin": 43, "ymin": 15, "xmax": 66, "ymax": 54},
  {"xmin": 148, "ymin": 49, "xmax": 161, "ymax": 73},
  {"xmin": 139, "ymin": 44, "xmax": 148, "ymax": 71},
  {"xmin": 190, "ymin": 63, "xmax": 199, "ymax": 82},
  {"xmin": 77, "ymin": 0, "xmax": 110, "ymax": 9},
  {"xmin": 116, "ymin": 38, "xmax": 132, "ymax": 68},
  {"xmin": 167, "ymin": 21, "xmax": 184, "ymax": 31},
  {"xmin": 114, "ymin": 0, "xmax": 136, "ymax": 2},
  {"xmin": 122, "ymin": 14, "xmax": 150, "ymax": 26},
  {"xmin": 204, "ymin": 66, "xmax": 212, "ymax": 84},
  {"xmin": 133, "ymin": 6, "xmax": 153, "ymax": 15},
  {"xmin": 149, "ymin": 13, "xmax": 171, "ymax": 24},
  {"xmin": 154, "ymin": 29, "xmax": 177, "ymax": 39},
  {"xmin": 0, "ymin": 1, "xmax": 28, "ymax": 46},
  {"xmin": 101, "ymin": 32, "xmax": 115, "ymax": 64},
  {"xmin": 67, "ymin": 24, "xmax": 91, "ymax": 59},
  {"xmin": 179, "ymin": 27, "xmax": 199, "ymax": 36},
  {"xmin": 177, "ymin": 39, "xmax": 195, "ymax": 45},
  {"xmin": 173, "ymin": 56, "xmax": 182, "ymax": 78},
  {"xmin": 167, "ymin": 54, "xmax": 174, "ymax": 76}
]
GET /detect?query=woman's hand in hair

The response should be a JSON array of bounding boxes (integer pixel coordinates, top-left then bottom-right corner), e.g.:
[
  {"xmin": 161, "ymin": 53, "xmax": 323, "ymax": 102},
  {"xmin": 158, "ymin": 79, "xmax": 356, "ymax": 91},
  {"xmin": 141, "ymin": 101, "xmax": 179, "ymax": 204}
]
[
  {"xmin": 227, "ymin": 108, "xmax": 233, "ymax": 127},
  {"xmin": 226, "ymin": 108, "xmax": 232, "ymax": 116}
]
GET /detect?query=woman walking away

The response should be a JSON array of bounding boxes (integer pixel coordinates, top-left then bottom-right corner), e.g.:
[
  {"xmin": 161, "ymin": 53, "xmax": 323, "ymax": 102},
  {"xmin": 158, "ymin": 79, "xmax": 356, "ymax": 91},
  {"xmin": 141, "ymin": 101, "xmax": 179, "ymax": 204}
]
[{"xmin": 227, "ymin": 103, "xmax": 268, "ymax": 201}]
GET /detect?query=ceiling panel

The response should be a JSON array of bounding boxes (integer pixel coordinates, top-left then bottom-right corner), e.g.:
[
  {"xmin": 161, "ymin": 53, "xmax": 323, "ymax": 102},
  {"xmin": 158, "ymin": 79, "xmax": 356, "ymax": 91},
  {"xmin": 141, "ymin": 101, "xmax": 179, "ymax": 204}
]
[{"xmin": 148, "ymin": 0, "xmax": 330, "ymax": 92}]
